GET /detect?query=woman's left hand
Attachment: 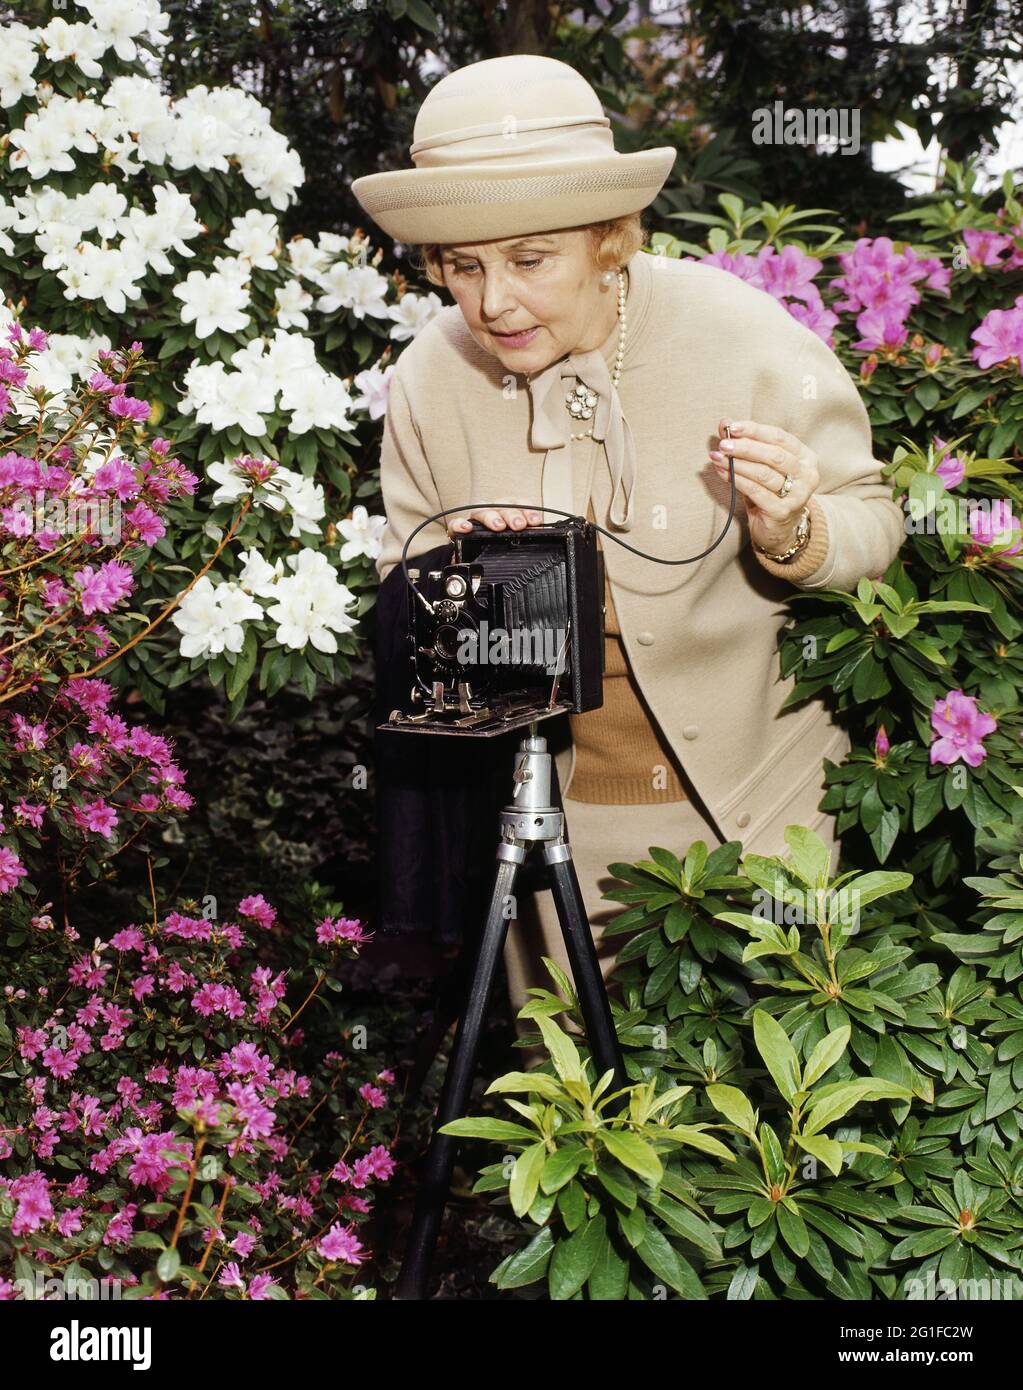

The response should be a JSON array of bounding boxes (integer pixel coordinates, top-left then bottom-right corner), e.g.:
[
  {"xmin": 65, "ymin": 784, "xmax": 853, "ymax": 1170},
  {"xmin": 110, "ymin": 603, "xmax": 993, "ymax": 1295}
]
[{"xmin": 710, "ymin": 417, "xmax": 821, "ymax": 554}]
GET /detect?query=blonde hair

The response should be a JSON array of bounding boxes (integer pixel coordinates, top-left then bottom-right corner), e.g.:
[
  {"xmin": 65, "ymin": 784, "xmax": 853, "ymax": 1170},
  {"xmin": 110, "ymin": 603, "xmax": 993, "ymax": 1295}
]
[{"xmin": 412, "ymin": 212, "xmax": 647, "ymax": 288}]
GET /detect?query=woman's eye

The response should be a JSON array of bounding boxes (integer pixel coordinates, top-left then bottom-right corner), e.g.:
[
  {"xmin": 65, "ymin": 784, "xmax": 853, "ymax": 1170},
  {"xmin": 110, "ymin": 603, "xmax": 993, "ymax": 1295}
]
[{"xmin": 451, "ymin": 258, "xmax": 543, "ymax": 276}]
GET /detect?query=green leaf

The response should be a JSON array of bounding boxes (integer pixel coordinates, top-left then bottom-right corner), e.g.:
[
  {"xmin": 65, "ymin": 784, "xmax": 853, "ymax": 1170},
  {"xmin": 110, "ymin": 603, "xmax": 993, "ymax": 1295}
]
[
  {"xmin": 509, "ymin": 1143, "xmax": 547, "ymax": 1218},
  {"xmin": 635, "ymin": 1226, "xmax": 706, "ymax": 1299},
  {"xmin": 492, "ymin": 1227, "xmax": 554, "ymax": 1289},
  {"xmin": 540, "ymin": 1144, "xmax": 588, "ymax": 1194},
  {"xmin": 486, "ymin": 1071, "xmax": 563, "ymax": 1101},
  {"xmin": 795, "ymin": 1134, "xmax": 844, "ymax": 1178},
  {"xmin": 802, "ymin": 1025, "xmax": 851, "ymax": 1088},
  {"xmin": 156, "ymin": 1247, "xmax": 181, "ymax": 1282},
  {"xmin": 783, "ymin": 825, "xmax": 832, "ymax": 886},
  {"xmin": 587, "ymin": 1234, "xmax": 629, "ymax": 1300},
  {"xmin": 548, "ymin": 1215, "xmax": 606, "ymax": 1300},
  {"xmin": 753, "ymin": 1010, "xmax": 801, "ymax": 1101},
  {"xmin": 803, "ymin": 1081, "xmax": 877, "ymax": 1136},
  {"xmin": 706, "ymin": 1083, "xmax": 757, "ymax": 1133},
  {"xmin": 438, "ymin": 1117, "xmax": 536, "ymax": 1143},
  {"xmin": 537, "ymin": 1015, "xmax": 584, "ymax": 1084},
  {"xmin": 776, "ymin": 1202, "xmax": 810, "ymax": 1258},
  {"xmin": 598, "ymin": 1129, "xmax": 662, "ymax": 1186}
]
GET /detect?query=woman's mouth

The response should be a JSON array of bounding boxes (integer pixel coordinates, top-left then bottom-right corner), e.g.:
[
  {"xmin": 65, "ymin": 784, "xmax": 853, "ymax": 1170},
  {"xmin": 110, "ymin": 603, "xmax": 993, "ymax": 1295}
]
[{"xmin": 492, "ymin": 326, "xmax": 541, "ymax": 348}]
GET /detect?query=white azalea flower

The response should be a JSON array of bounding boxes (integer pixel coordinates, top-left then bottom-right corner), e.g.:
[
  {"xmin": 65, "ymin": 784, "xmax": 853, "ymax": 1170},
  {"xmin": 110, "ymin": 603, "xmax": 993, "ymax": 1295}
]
[
  {"xmin": 236, "ymin": 548, "xmax": 284, "ymax": 597},
  {"xmin": 279, "ymin": 368, "xmax": 354, "ymax": 435},
  {"xmin": 336, "ymin": 505, "xmax": 388, "ymax": 563},
  {"xmin": 387, "ymin": 291, "xmax": 443, "ymax": 342},
  {"xmin": 79, "ymin": 0, "xmax": 170, "ymax": 62},
  {"xmin": 351, "ymin": 363, "xmax": 394, "ymax": 421},
  {"xmin": 315, "ymin": 263, "xmax": 390, "ymax": 319},
  {"xmin": 287, "ymin": 236, "xmax": 329, "ymax": 280},
  {"xmin": 317, "ymin": 232, "xmax": 351, "ymax": 257},
  {"xmin": 173, "ymin": 265, "xmax": 252, "ymax": 339},
  {"xmin": 274, "ymin": 467, "xmax": 326, "ymax": 537},
  {"xmin": 266, "ymin": 551, "xmax": 357, "ymax": 653},
  {"xmin": 206, "ymin": 460, "xmax": 251, "ymax": 506},
  {"xmin": 39, "ymin": 19, "xmax": 108, "ymax": 80},
  {"xmin": 225, "ymin": 209, "xmax": 280, "ymax": 269},
  {"xmin": 171, "ymin": 576, "xmax": 262, "ymax": 659},
  {"xmin": 274, "ymin": 279, "xmax": 313, "ymax": 330},
  {"xmin": 0, "ymin": 25, "xmax": 39, "ymax": 110}
]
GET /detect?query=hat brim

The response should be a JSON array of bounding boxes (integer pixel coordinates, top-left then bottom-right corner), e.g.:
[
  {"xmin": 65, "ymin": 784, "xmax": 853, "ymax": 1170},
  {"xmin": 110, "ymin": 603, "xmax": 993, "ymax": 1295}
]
[{"xmin": 350, "ymin": 147, "xmax": 677, "ymax": 245}]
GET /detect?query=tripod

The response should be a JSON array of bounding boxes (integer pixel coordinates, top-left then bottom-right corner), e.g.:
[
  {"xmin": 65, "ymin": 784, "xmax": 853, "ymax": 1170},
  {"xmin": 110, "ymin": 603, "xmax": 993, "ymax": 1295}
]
[{"xmin": 394, "ymin": 722, "xmax": 629, "ymax": 1300}]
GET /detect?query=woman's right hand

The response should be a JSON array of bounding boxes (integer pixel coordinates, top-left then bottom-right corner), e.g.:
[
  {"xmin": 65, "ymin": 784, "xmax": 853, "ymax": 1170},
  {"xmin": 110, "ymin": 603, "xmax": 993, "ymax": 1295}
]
[{"xmin": 448, "ymin": 506, "xmax": 544, "ymax": 536}]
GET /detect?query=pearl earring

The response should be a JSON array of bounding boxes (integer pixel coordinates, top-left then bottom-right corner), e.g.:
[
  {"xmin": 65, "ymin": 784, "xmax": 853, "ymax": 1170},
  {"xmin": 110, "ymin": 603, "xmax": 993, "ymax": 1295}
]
[{"xmin": 600, "ymin": 269, "xmax": 615, "ymax": 286}]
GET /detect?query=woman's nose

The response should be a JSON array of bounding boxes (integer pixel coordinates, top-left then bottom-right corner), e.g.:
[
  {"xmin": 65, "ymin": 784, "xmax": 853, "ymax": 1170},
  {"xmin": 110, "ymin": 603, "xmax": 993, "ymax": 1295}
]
[{"xmin": 480, "ymin": 270, "xmax": 518, "ymax": 322}]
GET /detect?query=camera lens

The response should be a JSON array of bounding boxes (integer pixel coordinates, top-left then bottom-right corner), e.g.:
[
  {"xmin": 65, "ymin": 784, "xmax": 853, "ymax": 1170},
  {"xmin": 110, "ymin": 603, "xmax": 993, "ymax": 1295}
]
[{"xmin": 434, "ymin": 625, "xmax": 460, "ymax": 660}]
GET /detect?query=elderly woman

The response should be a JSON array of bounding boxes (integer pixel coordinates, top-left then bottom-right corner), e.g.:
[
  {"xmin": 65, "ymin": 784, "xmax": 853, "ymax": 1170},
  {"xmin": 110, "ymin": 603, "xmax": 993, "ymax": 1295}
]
[{"xmin": 353, "ymin": 55, "xmax": 904, "ymax": 1032}]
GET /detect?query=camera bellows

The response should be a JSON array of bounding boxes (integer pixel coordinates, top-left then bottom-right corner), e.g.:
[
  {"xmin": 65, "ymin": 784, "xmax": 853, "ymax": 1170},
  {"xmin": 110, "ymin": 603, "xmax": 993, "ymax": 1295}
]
[{"xmin": 475, "ymin": 540, "xmax": 568, "ymax": 633}]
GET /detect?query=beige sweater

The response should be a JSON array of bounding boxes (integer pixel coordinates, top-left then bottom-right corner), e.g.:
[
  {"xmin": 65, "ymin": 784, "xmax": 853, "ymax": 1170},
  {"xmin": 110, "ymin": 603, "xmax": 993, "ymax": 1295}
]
[{"xmin": 375, "ymin": 249, "xmax": 904, "ymax": 840}]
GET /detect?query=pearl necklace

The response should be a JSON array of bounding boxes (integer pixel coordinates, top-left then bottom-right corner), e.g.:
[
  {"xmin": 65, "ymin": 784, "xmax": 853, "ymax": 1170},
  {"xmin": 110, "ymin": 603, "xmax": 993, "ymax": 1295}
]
[{"xmin": 567, "ymin": 266, "xmax": 627, "ymax": 441}]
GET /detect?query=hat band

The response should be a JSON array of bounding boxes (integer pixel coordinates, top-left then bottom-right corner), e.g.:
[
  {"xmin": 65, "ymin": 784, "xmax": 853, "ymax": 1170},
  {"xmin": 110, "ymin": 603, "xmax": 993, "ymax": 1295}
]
[{"xmin": 410, "ymin": 115, "xmax": 614, "ymax": 169}]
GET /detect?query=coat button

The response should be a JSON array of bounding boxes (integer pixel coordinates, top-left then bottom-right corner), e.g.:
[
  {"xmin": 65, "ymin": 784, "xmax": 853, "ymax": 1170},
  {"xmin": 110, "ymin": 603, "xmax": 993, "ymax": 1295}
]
[
  {"xmin": 683, "ymin": 724, "xmax": 700, "ymax": 740},
  {"xmin": 736, "ymin": 811, "xmax": 751, "ymax": 828},
  {"xmin": 636, "ymin": 630, "xmax": 655, "ymax": 645}
]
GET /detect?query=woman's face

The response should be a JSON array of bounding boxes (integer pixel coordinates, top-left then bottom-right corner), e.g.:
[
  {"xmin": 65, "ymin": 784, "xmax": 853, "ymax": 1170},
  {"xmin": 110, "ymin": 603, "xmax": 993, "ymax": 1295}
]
[{"xmin": 438, "ymin": 228, "xmax": 619, "ymax": 376}]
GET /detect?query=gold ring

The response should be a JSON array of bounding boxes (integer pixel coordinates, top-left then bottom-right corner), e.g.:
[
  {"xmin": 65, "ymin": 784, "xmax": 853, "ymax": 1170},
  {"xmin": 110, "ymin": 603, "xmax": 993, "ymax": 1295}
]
[{"xmin": 778, "ymin": 473, "xmax": 794, "ymax": 498}]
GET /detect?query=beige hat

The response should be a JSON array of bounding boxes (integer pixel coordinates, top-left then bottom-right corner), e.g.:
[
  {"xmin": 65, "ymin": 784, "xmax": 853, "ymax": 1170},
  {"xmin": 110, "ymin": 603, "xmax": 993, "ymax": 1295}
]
[{"xmin": 350, "ymin": 54, "xmax": 677, "ymax": 245}]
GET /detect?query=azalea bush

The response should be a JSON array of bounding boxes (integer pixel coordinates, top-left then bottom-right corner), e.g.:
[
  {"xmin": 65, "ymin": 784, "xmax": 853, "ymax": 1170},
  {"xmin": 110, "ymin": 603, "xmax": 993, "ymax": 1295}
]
[
  {"xmin": 0, "ymin": 0, "xmax": 443, "ymax": 713},
  {"xmin": 0, "ymin": 879, "xmax": 396, "ymax": 1301}
]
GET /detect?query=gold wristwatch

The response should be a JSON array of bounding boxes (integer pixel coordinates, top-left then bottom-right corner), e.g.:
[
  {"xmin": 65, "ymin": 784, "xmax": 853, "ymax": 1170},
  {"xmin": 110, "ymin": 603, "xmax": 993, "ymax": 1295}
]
[{"xmin": 754, "ymin": 505, "xmax": 812, "ymax": 563}]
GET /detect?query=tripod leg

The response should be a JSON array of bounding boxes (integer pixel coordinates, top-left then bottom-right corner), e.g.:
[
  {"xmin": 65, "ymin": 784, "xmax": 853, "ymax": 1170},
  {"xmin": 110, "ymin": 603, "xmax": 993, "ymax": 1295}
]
[
  {"xmin": 544, "ymin": 843, "xmax": 629, "ymax": 1096},
  {"xmin": 395, "ymin": 851, "xmax": 523, "ymax": 1300}
]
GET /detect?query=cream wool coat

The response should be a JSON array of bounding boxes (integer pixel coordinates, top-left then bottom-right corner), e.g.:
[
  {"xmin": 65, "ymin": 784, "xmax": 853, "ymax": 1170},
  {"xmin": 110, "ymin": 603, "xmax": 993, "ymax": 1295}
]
[{"xmin": 375, "ymin": 248, "xmax": 905, "ymax": 848}]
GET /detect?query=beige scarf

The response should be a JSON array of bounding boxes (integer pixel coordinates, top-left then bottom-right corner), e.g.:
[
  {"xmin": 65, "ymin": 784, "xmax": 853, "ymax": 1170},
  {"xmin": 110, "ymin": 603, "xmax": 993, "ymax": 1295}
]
[{"xmin": 525, "ymin": 347, "xmax": 637, "ymax": 531}]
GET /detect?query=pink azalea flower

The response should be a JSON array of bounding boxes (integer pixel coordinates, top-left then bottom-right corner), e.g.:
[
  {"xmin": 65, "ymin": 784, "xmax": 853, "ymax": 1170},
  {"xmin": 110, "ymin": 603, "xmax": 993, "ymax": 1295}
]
[
  {"xmin": 218, "ymin": 1261, "xmax": 245, "ymax": 1290},
  {"xmin": 316, "ymin": 1222, "xmax": 365, "ymax": 1265},
  {"xmin": 971, "ymin": 306, "xmax": 1023, "ymax": 372},
  {"xmin": 962, "ymin": 227, "xmax": 1012, "ymax": 269},
  {"xmin": 929, "ymin": 689, "xmax": 997, "ymax": 767},
  {"xmin": 969, "ymin": 498, "xmax": 1022, "ymax": 563},
  {"xmin": 933, "ymin": 436, "xmax": 966, "ymax": 490},
  {"xmin": 0, "ymin": 847, "xmax": 28, "ymax": 894},
  {"xmin": 873, "ymin": 725, "xmax": 890, "ymax": 762},
  {"xmin": 853, "ymin": 304, "xmax": 908, "ymax": 353}
]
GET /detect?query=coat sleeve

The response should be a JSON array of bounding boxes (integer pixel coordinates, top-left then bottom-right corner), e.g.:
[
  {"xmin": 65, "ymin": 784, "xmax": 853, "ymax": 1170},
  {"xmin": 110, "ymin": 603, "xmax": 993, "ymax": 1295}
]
[
  {"xmin": 752, "ymin": 322, "xmax": 905, "ymax": 593},
  {"xmin": 376, "ymin": 364, "xmax": 452, "ymax": 585}
]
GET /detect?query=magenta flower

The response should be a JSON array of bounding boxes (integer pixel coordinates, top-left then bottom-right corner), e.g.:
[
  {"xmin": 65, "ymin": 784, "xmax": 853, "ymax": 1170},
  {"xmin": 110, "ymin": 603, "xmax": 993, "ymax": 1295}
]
[
  {"xmin": 107, "ymin": 393, "xmax": 150, "ymax": 422},
  {"xmin": 756, "ymin": 244, "xmax": 823, "ymax": 303},
  {"xmin": 873, "ymin": 725, "xmax": 890, "ymax": 761},
  {"xmin": 970, "ymin": 306, "xmax": 1023, "ymax": 372},
  {"xmin": 853, "ymin": 304, "xmax": 908, "ymax": 353},
  {"xmin": 73, "ymin": 558, "xmax": 135, "ymax": 615},
  {"xmin": 317, "ymin": 1221, "xmax": 365, "ymax": 1265},
  {"xmin": 698, "ymin": 248, "xmax": 766, "ymax": 287},
  {"xmin": 962, "ymin": 228, "xmax": 1012, "ymax": 270},
  {"xmin": 929, "ymin": 689, "xmax": 997, "ymax": 767},
  {"xmin": 969, "ymin": 499, "xmax": 1022, "ymax": 564},
  {"xmin": 933, "ymin": 436, "xmax": 965, "ymax": 490},
  {"xmin": 218, "ymin": 1261, "xmax": 245, "ymax": 1290},
  {"xmin": 72, "ymin": 799, "xmax": 119, "ymax": 839},
  {"xmin": 0, "ymin": 846, "xmax": 28, "ymax": 894}
]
